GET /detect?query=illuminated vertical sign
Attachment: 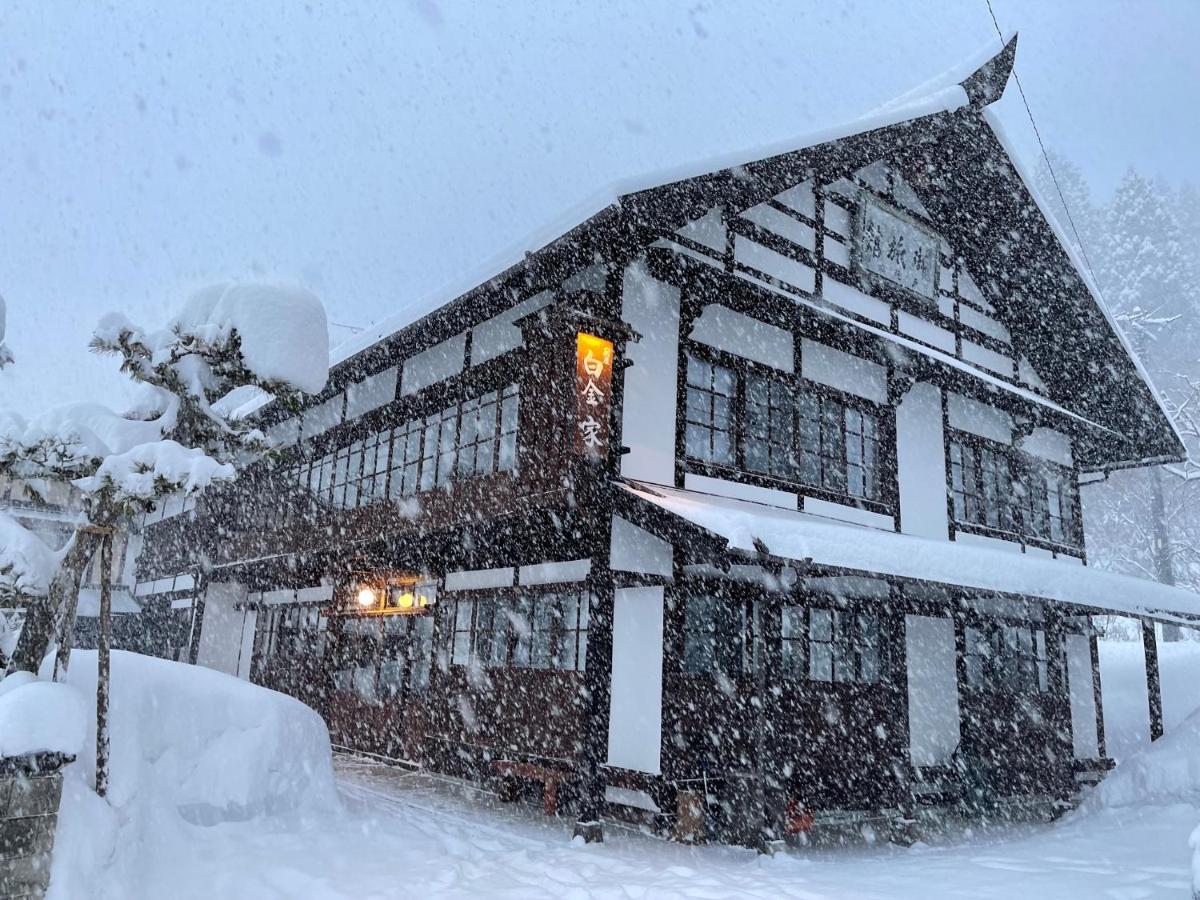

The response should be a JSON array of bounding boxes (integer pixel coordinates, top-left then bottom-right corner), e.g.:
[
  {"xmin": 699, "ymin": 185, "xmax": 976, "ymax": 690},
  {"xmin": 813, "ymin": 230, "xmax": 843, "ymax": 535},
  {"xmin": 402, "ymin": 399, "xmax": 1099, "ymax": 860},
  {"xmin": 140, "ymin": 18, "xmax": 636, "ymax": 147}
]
[{"xmin": 575, "ymin": 333, "xmax": 614, "ymax": 460}]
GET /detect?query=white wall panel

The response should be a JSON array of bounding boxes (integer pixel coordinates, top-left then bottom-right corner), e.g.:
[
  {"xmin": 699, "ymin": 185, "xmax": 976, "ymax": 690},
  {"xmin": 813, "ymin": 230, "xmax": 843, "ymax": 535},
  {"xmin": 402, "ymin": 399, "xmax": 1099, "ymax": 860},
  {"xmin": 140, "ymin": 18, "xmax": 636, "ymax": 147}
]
[
  {"xmin": 620, "ymin": 263, "xmax": 681, "ymax": 485},
  {"xmin": 606, "ymin": 586, "xmax": 665, "ymax": 774},
  {"xmin": 906, "ymin": 615, "xmax": 961, "ymax": 766},
  {"xmin": 896, "ymin": 382, "xmax": 949, "ymax": 540},
  {"xmin": 801, "ymin": 338, "xmax": 887, "ymax": 403},
  {"xmin": 1066, "ymin": 632, "xmax": 1101, "ymax": 759},
  {"xmin": 690, "ymin": 304, "xmax": 794, "ymax": 373}
]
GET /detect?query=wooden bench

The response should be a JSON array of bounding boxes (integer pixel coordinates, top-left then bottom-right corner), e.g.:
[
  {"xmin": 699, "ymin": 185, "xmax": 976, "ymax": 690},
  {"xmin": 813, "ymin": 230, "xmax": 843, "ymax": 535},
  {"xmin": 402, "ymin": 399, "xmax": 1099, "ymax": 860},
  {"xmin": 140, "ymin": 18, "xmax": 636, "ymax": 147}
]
[{"xmin": 492, "ymin": 760, "xmax": 569, "ymax": 816}]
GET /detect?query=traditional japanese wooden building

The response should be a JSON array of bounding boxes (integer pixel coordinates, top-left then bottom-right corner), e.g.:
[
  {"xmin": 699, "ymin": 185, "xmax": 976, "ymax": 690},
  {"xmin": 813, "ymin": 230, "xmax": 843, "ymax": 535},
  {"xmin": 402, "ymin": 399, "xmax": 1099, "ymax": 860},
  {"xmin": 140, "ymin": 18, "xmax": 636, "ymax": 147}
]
[{"xmin": 136, "ymin": 36, "xmax": 1200, "ymax": 847}]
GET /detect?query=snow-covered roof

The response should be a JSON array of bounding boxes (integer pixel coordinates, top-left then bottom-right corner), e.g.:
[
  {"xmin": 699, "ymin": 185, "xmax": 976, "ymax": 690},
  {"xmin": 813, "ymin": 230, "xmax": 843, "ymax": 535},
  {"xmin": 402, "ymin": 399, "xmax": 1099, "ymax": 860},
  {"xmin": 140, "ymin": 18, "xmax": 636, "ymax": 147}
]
[
  {"xmin": 621, "ymin": 481, "xmax": 1200, "ymax": 624},
  {"xmin": 329, "ymin": 38, "xmax": 988, "ymax": 370}
]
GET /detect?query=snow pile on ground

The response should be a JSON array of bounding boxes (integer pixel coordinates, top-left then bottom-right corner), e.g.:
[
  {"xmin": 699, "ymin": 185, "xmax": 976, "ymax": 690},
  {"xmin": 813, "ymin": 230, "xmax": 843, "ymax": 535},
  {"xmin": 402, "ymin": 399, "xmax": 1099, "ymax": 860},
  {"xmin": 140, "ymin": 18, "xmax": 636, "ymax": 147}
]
[
  {"xmin": 1191, "ymin": 822, "xmax": 1200, "ymax": 898},
  {"xmin": 1098, "ymin": 636, "xmax": 1200, "ymax": 760},
  {"xmin": 1090, "ymin": 703, "xmax": 1200, "ymax": 810},
  {"xmin": 35, "ymin": 651, "xmax": 338, "ymax": 899},
  {"xmin": 0, "ymin": 673, "xmax": 86, "ymax": 757}
]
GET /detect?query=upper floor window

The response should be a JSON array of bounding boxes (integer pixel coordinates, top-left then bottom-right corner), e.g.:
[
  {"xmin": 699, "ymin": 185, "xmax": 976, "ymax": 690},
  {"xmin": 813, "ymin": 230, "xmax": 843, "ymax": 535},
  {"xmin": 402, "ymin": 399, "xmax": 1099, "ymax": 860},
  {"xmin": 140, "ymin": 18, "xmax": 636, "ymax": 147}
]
[
  {"xmin": 295, "ymin": 384, "xmax": 520, "ymax": 510},
  {"xmin": 685, "ymin": 357, "xmax": 737, "ymax": 466},
  {"xmin": 684, "ymin": 353, "xmax": 888, "ymax": 507},
  {"xmin": 797, "ymin": 394, "xmax": 880, "ymax": 501},
  {"xmin": 948, "ymin": 432, "xmax": 1080, "ymax": 550}
]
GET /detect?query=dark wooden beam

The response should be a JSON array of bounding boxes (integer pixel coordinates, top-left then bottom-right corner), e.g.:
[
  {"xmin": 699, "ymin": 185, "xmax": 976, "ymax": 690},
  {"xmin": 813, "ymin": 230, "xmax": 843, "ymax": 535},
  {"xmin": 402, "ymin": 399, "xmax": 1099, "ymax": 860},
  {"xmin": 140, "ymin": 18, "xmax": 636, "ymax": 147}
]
[{"xmin": 1142, "ymin": 619, "xmax": 1165, "ymax": 741}]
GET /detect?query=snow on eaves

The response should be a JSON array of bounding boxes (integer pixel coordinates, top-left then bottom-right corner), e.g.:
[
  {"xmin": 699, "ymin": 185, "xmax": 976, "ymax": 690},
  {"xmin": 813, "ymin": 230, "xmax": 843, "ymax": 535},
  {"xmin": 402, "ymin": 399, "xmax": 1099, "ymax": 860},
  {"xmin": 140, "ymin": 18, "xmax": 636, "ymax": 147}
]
[
  {"xmin": 623, "ymin": 481, "xmax": 1200, "ymax": 623},
  {"xmin": 331, "ymin": 48, "xmax": 975, "ymax": 370}
]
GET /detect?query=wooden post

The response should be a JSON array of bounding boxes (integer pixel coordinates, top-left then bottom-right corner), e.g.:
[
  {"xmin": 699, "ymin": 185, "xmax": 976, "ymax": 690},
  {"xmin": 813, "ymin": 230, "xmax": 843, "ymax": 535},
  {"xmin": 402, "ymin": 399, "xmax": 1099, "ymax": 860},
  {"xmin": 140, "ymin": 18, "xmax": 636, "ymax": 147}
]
[
  {"xmin": 1088, "ymin": 622, "xmax": 1107, "ymax": 758},
  {"xmin": 96, "ymin": 531, "xmax": 113, "ymax": 798},
  {"xmin": 1142, "ymin": 619, "xmax": 1164, "ymax": 742}
]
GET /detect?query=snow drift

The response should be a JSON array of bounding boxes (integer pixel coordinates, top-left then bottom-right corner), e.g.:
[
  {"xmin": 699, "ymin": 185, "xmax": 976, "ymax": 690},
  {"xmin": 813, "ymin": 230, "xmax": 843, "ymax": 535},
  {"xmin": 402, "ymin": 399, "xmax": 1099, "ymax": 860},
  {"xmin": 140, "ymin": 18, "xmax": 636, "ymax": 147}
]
[
  {"xmin": 26, "ymin": 651, "xmax": 338, "ymax": 898},
  {"xmin": 1089, "ymin": 703, "xmax": 1200, "ymax": 810}
]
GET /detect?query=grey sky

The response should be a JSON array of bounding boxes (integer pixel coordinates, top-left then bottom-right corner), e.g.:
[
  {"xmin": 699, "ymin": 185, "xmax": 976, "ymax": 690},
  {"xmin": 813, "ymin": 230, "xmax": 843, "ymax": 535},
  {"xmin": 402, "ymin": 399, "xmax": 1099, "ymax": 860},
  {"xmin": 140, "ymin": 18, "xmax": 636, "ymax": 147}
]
[{"xmin": 1, "ymin": 0, "xmax": 1196, "ymax": 416}]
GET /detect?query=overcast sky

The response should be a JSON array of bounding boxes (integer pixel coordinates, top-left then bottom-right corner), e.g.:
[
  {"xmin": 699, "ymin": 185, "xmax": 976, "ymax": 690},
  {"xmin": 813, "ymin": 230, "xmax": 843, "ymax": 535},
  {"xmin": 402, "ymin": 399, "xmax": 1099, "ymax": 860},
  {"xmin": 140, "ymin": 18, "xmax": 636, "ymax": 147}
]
[{"xmin": 1, "ymin": 0, "xmax": 1197, "ymax": 416}]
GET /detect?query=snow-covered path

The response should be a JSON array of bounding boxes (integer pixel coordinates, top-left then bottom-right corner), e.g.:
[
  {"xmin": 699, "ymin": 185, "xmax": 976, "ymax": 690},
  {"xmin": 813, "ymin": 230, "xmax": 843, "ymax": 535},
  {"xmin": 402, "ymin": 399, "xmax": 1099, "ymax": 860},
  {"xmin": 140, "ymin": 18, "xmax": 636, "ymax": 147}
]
[{"xmin": 122, "ymin": 754, "xmax": 1196, "ymax": 900}]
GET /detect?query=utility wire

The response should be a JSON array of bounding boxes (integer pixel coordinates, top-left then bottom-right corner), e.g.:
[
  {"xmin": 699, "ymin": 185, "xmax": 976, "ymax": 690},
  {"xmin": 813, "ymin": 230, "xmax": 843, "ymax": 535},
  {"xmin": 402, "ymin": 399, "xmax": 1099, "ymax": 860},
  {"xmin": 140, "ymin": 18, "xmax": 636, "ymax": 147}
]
[{"xmin": 984, "ymin": 0, "xmax": 1110, "ymax": 308}]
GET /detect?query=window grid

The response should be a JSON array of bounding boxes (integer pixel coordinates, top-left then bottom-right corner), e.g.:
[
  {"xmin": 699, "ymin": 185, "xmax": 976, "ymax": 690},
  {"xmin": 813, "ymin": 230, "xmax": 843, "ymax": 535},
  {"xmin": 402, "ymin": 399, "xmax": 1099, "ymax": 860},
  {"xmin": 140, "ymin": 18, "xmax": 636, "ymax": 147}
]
[
  {"xmin": 964, "ymin": 622, "xmax": 1049, "ymax": 694},
  {"xmin": 745, "ymin": 374, "xmax": 796, "ymax": 478},
  {"xmin": 443, "ymin": 591, "xmax": 590, "ymax": 673},
  {"xmin": 685, "ymin": 357, "xmax": 737, "ymax": 466},
  {"xmin": 806, "ymin": 608, "xmax": 881, "ymax": 684}
]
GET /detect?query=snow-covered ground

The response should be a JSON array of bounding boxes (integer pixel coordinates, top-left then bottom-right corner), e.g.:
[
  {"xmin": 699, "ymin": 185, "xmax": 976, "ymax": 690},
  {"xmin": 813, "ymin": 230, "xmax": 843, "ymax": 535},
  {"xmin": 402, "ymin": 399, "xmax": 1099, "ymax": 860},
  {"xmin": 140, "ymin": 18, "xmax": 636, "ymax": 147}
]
[
  {"xmin": 25, "ymin": 639, "xmax": 1200, "ymax": 899},
  {"xmin": 67, "ymin": 756, "xmax": 1196, "ymax": 900}
]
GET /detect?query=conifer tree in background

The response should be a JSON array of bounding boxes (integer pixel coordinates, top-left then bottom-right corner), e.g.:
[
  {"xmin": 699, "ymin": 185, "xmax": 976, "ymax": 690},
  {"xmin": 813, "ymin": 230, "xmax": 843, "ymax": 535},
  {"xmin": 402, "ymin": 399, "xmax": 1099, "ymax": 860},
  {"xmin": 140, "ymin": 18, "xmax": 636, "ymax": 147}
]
[{"xmin": 1038, "ymin": 159, "xmax": 1200, "ymax": 636}]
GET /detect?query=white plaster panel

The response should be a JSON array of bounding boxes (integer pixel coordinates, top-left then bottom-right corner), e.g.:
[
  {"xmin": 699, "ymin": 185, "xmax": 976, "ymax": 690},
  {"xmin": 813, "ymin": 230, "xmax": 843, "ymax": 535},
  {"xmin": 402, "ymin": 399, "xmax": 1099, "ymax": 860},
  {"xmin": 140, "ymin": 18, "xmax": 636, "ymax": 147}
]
[
  {"xmin": 774, "ymin": 181, "xmax": 815, "ymax": 218},
  {"xmin": 620, "ymin": 264, "xmax": 681, "ymax": 485},
  {"xmin": 823, "ymin": 235, "xmax": 851, "ymax": 268},
  {"xmin": 962, "ymin": 340, "xmax": 1014, "ymax": 377},
  {"xmin": 610, "ymin": 516, "xmax": 673, "ymax": 577},
  {"xmin": 947, "ymin": 392, "xmax": 1013, "ymax": 444},
  {"xmin": 683, "ymin": 473, "xmax": 798, "ymax": 510},
  {"xmin": 898, "ymin": 312, "xmax": 956, "ymax": 353},
  {"xmin": 801, "ymin": 338, "xmax": 887, "ymax": 404},
  {"xmin": 196, "ymin": 581, "xmax": 249, "ymax": 676},
  {"xmin": 802, "ymin": 497, "xmax": 894, "ymax": 530},
  {"xmin": 518, "ymin": 559, "xmax": 591, "ymax": 585},
  {"xmin": 676, "ymin": 207, "xmax": 725, "ymax": 251},
  {"xmin": 740, "ymin": 204, "xmax": 815, "ymax": 250},
  {"xmin": 690, "ymin": 305, "xmax": 794, "ymax": 373},
  {"xmin": 953, "ymin": 531, "xmax": 1022, "ymax": 554},
  {"xmin": 401, "ymin": 333, "xmax": 467, "ymax": 396},
  {"xmin": 821, "ymin": 278, "xmax": 892, "ymax": 325},
  {"xmin": 1066, "ymin": 632, "xmax": 1101, "ymax": 759},
  {"xmin": 471, "ymin": 291, "xmax": 553, "ymax": 366},
  {"xmin": 958, "ymin": 304, "xmax": 1011, "ymax": 344},
  {"xmin": 896, "ymin": 382, "xmax": 949, "ymax": 540},
  {"xmin": 1021, "ymin": 427, "xmax": 1073, "ymax": 467},
  {"xmin": 734, "ymin": 236, "xmax": 816, "ymax": 293},
  {"xmin": 906, "ymin": 615, "xmax": 961, "ymax": 766},
  {"xmin": 444, "ymin": 567, "xmax": 514, "ymax": 591},
  {"xmin": 606, "ymin": 586, "xmax": 665, "ymax": 774},
  {"xmin": 345, "ymin": 367, "xmax": 398, "ymax": 420}
]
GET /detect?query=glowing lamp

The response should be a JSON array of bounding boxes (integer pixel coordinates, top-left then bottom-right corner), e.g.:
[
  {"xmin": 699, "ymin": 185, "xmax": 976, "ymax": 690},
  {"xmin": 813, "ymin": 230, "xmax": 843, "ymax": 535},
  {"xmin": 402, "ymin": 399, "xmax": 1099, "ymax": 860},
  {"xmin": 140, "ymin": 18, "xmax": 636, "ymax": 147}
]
[
  {"xmin": 396, "ymin": 592, "xmax": 415, "ymax": 610},
  {"xmin": 356, "ymin": 586, "xmax": 379, "ymax": 609}
]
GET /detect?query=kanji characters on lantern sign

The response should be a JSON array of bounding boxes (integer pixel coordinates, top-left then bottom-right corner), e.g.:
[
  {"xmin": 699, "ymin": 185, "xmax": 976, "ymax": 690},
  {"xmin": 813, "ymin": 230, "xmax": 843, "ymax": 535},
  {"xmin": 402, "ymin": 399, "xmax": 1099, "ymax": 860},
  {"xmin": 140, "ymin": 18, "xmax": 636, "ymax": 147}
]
[
  {"xmin": 855, "ymin": 194, "xmax": 941, "ymax": 300},
  {"xmin": 574, "ymin": 333, "xmax": 614, "ymax": 460}
]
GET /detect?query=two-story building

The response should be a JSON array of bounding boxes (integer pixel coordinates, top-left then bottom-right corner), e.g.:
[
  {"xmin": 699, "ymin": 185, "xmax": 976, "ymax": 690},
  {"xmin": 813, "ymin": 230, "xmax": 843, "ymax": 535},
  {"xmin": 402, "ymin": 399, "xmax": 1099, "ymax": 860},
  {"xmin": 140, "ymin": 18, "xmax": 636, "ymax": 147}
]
[{"xmin": 137, "ymin": 36, "xmax": 1200, "ymax": 847}]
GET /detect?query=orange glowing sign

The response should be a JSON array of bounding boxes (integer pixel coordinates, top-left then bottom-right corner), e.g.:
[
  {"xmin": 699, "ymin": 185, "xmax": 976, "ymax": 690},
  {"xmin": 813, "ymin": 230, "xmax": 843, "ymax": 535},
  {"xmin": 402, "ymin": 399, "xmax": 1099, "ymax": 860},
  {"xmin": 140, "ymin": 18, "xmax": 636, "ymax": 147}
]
[{"xmin": 575, "ymin": 333, "xmax": 614, "ymax": 460}]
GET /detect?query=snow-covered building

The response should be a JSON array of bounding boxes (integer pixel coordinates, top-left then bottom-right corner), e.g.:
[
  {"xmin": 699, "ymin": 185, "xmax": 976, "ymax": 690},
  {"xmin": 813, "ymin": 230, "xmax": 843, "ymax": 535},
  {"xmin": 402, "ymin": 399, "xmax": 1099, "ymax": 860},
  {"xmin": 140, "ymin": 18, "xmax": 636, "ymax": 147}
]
[{"xmin": 137, "ymin": 36, "xmax": 1200, "ymax": 844}]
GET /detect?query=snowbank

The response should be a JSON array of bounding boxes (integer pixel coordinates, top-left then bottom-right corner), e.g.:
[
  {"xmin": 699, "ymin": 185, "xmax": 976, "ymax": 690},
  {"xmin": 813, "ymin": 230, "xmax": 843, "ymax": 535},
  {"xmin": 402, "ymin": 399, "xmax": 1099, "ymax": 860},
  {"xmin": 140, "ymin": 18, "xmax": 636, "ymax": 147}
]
[
  {"xmin": 0, "ymin": 678, "xmax": 86, "ymax": 756},
  {"xmin": 29, "ymin": 651, "xmax": 338, "ymax": 898},
  {"xmin": 1090, "ymin": 704, "xmax": 1200, "ymax": 809},
  {"xmin": 1098, "ymin": 637, "xmax": 1200, "ymax": 761},
  {"xmin": 57, "ymin": 650, "xmax": 337, "ymax": 822},
  {"xmin": 0, "ymin": 509, "xmax": 63, "ymax": 596}
]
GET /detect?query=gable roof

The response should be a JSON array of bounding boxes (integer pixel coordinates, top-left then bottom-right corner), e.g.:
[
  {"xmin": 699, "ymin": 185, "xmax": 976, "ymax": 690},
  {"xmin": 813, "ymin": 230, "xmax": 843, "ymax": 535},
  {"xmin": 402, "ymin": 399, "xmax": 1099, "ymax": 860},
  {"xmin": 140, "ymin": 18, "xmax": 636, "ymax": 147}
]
[{"xmin": 326, "ymin": 35, "xmax": 1181, "ymax": 471}]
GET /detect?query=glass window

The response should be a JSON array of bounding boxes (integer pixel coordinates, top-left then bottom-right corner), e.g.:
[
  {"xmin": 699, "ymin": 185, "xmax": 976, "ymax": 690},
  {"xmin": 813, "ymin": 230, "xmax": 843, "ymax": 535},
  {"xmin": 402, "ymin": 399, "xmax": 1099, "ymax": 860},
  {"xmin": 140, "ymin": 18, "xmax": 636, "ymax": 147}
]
[
  {"xmin": 685, "ymin": 356, "xmax": 737, "ymax": 466},
  {"xmin": 798, "ymin": 395, "xmax": 881, "ymax": 500},
  {"xmin": 745, "ymin": 374, "xmax": 796, "ymax": 478},
  {"xmin": 964, "ymin": 621, "xmax": 1048, "ymax": 693},
  {"xmin": 807, "ymin": 608, "xmax": 881, "ymax": 684},
  {"xmin": 451, "ymin": 597, "xmax": 474, "ymax": 665},
  {"xmin": 681, "ymin": 593, "xmax": 746, "ymax": 677},
  {"xmin": 389, "ymin": 420, "xmax": 423, "ymax": 499},
  {"xmin": 781, "ymin": 605, "xmax": 806, "ymax": 679}
]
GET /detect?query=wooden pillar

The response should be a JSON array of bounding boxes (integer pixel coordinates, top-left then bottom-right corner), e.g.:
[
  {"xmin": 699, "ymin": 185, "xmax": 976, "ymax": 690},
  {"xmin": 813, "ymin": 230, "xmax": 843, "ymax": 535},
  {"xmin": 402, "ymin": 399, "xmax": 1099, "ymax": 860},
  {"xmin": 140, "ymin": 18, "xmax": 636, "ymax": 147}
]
[
  {"xmin": 573, "ymin": 522, "xmax": 615, "ymax": 843},
  {"xmin": 1042, "ymin": 607, "xmax": 1072, "ymax": 799},
  {"xmin": 1142, "ymin": 619, "xmax": 1164, "ymax": 742},
  {"xmin": 1088, "ymin": 623, "xmax": 1107, "ymax": 758},
  {"xmin": 751, "ymin": 585, "xmax": 784, "ymax": 852}
]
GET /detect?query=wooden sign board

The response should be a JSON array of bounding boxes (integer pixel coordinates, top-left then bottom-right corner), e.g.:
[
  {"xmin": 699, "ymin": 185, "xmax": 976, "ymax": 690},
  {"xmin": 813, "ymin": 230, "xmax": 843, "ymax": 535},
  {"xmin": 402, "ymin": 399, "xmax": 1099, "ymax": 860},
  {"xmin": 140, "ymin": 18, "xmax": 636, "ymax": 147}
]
[
  {"xmin": 854, "ymin": 194, "xmax": 940, "ymax": 301},
  {"xmin": 574, "ymin": 333, "xmax": 614, "ymax": 460}
]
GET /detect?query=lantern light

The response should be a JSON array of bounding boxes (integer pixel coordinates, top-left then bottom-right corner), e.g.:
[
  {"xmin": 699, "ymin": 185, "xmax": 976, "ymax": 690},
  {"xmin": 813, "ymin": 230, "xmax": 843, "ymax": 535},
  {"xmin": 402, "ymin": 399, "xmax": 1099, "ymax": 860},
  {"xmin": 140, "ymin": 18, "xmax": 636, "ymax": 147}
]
[{"xmin": 356, "ymin": 586, "xmax": 379, "ymax": 609}]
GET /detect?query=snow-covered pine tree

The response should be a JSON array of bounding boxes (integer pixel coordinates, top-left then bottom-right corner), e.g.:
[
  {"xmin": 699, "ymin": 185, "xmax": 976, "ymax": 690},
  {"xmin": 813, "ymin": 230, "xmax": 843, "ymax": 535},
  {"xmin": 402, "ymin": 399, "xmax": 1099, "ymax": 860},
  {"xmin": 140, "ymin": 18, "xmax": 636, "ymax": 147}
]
[{"xmin": 0, "ymin": 284, "xmax": 329, "ymax": 673}]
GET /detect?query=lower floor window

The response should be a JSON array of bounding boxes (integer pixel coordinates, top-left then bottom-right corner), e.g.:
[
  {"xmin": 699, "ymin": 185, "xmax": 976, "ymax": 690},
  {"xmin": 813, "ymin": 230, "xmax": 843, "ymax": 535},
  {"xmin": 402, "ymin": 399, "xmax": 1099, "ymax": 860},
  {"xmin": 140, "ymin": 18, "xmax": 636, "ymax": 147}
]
[
  {"xmin": 444, "ymin": 590, "xmax": 590, "ymax": 672},
  {"xmin": 782, "ymin": 606, "xmax": 882, "ymax": 684},
  {"xmin": 681, "ymin": 593, "xmax": 750, "ymax": 678},
  {"xmin": 963, "ymin": 621, "xmax": 1049, "ymax": 693}
]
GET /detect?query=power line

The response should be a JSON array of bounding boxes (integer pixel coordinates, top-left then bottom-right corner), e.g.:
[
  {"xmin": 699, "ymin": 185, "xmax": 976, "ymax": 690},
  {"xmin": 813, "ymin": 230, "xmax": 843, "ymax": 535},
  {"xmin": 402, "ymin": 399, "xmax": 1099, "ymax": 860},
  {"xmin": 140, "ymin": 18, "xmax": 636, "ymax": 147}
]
[{"xmin": 983, "ymin": 0, "xmax": 1109, "ymax": 307}]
